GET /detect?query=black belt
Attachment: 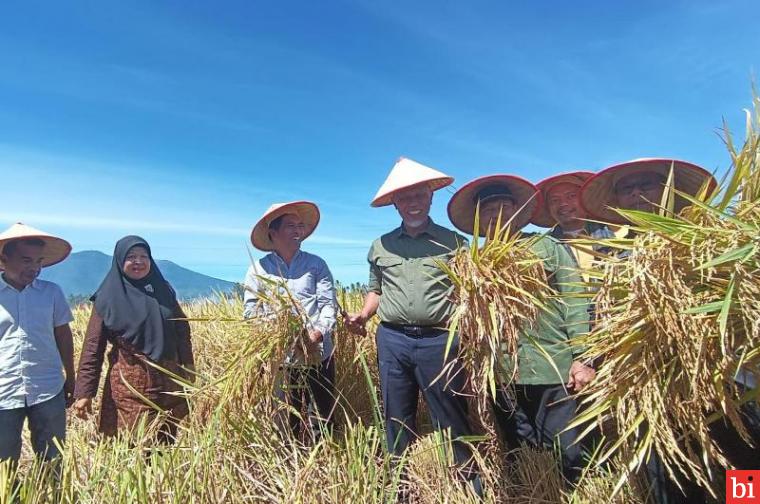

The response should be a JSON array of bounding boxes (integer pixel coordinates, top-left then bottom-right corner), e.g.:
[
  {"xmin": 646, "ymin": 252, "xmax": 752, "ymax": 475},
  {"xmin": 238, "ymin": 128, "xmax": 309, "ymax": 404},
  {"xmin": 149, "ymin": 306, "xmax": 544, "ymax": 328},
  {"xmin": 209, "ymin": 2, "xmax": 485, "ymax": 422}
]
[{"xmin": 381, "ymin": 322, "xmax": 447, "ymax": 338}]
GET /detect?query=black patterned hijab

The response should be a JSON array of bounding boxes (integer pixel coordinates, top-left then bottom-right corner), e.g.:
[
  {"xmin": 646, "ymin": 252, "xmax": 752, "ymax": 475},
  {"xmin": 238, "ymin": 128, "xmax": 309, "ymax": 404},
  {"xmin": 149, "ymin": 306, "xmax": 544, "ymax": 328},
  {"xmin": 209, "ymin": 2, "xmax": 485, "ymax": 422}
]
[{"xmin": 92, "ymin": 236, "xmax": 178, "ymax": 362}]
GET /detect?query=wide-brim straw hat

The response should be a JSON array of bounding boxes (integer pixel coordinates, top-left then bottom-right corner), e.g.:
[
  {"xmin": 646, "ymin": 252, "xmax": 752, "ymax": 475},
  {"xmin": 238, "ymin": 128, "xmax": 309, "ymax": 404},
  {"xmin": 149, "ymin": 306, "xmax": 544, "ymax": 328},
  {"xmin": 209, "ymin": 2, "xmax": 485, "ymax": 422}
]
[
  {"xmin": 447, "ymin": 175, "xmax": 539, "ymax": 236},
  {"xmin": 580, "ymin": 158, "xmax": 717, "ymax": 225},
  {"xmin": 371, "ymin": 157, "xmax": 454, "ymax": 207},
  {"xmin": 251, "ymin": 201, "xmax": 320, "ymax": 252},
  {"xmin": 0, "ymin": 222, "xmax": 72, "ymax": 269},
  {"xmin": 532, "ymin": 171, "xmax": 594, "ymax": 228}
]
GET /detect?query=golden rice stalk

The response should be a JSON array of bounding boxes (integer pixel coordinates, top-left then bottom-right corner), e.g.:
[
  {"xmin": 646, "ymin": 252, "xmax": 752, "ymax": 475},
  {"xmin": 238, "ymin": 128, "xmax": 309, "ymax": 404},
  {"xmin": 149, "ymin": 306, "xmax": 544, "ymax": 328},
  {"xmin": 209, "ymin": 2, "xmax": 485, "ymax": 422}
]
[
  {"xmin": 191, "ymin": 281, "xmax": 320, "ymax": 424},
  {"xmin": 440, "ymin": 214, "xmax": 554, "ymax": 428},
  {"xmin": 572, "ymin": 94, "xmax": 760, "ymax": 496}
]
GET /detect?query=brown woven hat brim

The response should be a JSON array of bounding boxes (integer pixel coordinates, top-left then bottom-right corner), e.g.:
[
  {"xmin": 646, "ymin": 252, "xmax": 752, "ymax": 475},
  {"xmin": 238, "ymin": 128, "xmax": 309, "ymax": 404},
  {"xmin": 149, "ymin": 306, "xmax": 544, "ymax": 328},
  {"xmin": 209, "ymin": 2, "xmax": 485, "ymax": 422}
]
[
  {"xmin": 531, "ymin": 171, "xmax": 594, "ymax": 228},
  {"xmin": 580, "ymin": 159, "xmax": 717, "ymax": 225},
  {"xmin": 251, "ymin": 201, "xmax": 320, "ymax": 252},
  {"xmin": 447, "ymin": 175, "xmax": 539, "ymax": 236},
  {"xmin": 0, "ymin": 223, "xmax": 72, "ymax": 270}
]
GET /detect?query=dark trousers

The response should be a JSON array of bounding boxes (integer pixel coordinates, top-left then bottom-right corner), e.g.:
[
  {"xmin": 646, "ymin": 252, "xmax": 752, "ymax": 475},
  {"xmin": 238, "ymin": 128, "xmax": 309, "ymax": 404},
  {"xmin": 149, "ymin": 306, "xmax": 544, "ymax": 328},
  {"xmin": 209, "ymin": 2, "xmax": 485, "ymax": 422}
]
[
  {"xmin": 642, "ymin": 397, "xmax": 760, "ymax": 504},
  {"xmin": 0, "ymin": 389, "xmax": 66, "ymax": 463},
  {"xmin": 492, "ymin": 384, "xmax": 583, "ymax": 482},
  {"xmin": 285, "ymin": 356, "xmax": 336, "ymax": 442},
  {"xmin": 375, "ymin": 323, "xmax": 475, "ymax": 468}
]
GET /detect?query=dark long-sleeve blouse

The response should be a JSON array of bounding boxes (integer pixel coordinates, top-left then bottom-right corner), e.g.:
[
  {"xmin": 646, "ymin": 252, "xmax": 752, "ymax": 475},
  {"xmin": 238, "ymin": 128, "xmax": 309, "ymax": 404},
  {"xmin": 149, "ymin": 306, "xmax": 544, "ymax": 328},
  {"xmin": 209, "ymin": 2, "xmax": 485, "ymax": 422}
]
[{"xmin": 74, "ymin": 302, "xmax": 193, "ymax": 399}]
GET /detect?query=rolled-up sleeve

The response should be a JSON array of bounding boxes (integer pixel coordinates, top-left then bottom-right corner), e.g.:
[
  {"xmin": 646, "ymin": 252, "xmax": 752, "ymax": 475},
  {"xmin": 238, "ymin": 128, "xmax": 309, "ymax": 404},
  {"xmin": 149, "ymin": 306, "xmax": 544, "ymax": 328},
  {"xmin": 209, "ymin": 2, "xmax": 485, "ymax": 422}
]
[
  {"xmin": 52, "ymin": 285, "xmax": 74, "ymax": 327},
  {"xmin": 367, "ymin": 244, "xmax": 382, "ymax": 294},
  {"xmin": 313, "ymin": 259, "xmax": 337, "ymax": 335}
]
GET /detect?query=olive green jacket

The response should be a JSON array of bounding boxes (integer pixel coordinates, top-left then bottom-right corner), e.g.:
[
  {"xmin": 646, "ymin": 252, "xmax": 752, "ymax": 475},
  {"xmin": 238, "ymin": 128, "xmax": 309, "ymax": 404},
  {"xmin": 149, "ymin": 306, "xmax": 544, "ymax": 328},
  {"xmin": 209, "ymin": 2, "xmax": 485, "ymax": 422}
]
[{"xmin": 512, "ymin": 235, "xmax": 590, "ymax": 385}]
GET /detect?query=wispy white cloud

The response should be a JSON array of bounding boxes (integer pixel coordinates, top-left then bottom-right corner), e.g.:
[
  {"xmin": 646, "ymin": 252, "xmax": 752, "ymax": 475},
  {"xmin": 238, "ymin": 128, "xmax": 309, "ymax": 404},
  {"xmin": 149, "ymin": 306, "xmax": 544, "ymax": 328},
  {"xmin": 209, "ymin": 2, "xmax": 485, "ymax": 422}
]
[
  {"xmin": 0, "ymin": 212, "xmax": 246, "ymax": 236},
  {"xmin": 0, "ymin": 211, "xmax": 369, "ymax": 247}
]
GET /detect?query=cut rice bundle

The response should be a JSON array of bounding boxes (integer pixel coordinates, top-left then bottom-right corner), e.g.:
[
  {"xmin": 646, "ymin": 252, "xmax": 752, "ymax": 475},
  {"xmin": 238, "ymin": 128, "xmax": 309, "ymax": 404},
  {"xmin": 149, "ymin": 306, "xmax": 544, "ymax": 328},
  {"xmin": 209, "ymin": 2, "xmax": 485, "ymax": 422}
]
[
  {"xmin": 441, "ymin": 218, "xmax": 555, "ymax": 428},
  {"xmin": 573, "ymin": 97, "xmax": 760, "ymax": 495}
]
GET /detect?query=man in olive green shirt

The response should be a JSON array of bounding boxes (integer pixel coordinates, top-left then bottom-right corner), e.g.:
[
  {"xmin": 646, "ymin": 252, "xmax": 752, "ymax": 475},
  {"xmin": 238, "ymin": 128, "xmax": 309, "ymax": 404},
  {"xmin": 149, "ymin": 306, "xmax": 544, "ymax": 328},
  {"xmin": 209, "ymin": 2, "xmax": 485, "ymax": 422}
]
[
  {"xmin": 447, "ymin": 174, "xmax": 592, "ymax": 483},
  {"xmin": 347, "ymin": 157, "xmax": 480, "ymax": 492}
]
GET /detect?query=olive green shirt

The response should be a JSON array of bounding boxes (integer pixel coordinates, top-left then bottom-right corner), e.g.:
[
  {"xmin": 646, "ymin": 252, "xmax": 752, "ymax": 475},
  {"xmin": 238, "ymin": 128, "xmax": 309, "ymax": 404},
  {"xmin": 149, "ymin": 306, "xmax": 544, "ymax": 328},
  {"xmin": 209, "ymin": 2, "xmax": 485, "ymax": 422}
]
[
  {"xmin": 367, "ymin": 220, "xmax": 467, "ymax": 326},
  {"xmin": 513, "ymin": 235, "xmax": 590, "ymax": 385}
]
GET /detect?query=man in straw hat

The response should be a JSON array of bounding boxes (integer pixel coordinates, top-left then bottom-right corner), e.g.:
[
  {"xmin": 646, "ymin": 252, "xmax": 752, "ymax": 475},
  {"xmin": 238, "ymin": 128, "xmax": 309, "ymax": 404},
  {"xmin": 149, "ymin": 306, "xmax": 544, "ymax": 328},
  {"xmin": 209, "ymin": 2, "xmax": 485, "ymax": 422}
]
[
  {"xmin": 243, "ymin": 201, "xmax": 338, "ymax": 442},
  {"xmin": 0, "ymin": 223, "xmax": 75, "ymax": 464},
  {"xmin": 579, "ymin": 159, "xmax": 759, "ymax": 503},
  {"xmin": 580, "ymin": 158, "xmax": 716, "ymax": 228},
  {"xmin": 448, "ymin": 175, "xmax": 592, "ymax": 483},
  {"xmin": 532, "ymin": 171, "xmax": 615, "ymax": 272},
  {"xmin": 345, "ymin": 157, "xmax": 481, "ymax": 494}
]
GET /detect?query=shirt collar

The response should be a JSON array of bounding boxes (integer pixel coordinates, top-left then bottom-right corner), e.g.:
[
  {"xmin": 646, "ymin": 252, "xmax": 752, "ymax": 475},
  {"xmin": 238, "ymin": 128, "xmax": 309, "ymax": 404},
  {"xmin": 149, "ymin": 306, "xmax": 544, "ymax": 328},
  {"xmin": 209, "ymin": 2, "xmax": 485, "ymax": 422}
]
[
  {"xmin": 0, "ymin": 274, "xmax": 40, "ymax": 292},
  {"xmin": 270, "ymin": 249, "xmax": 302, "ymax": 265},
  {"xmin": 396, "ymin": 218, "xmax": 440, "ymax": 239}
]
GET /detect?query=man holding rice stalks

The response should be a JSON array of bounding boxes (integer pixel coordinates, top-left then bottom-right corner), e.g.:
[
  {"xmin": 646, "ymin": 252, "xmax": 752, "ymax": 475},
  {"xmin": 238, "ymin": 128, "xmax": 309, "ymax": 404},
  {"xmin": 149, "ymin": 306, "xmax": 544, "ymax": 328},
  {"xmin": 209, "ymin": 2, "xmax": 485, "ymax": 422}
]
[
  {"xmin": 576, "ymin": 158, "xmax": 760, "ymax": 502},
  {"xmin": 579, "ymin": 157, "xmax": 716, "ymax": 233},
  {"xmin": 532, "ymin": 171, "xmax": 615, "ymax": 275},
  {"xmin": 243, "ymin": 201, "xmax": 338, "ymax": 443},
  {"xmin": 447, "ymin": 175, "xmax": 592, "ymax": 484},
  {"xmin": 344, "ymin": 157, "xmax": 482, "ymax": 495}
]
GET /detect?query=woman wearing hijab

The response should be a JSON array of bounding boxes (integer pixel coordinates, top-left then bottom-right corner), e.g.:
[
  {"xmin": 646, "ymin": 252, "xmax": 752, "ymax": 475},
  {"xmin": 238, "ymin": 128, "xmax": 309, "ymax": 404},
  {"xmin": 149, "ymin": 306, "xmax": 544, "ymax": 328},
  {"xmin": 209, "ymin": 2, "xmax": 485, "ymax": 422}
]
[{"xmin": 72, "ymin": 236, "xmax": 194, "ymax": 443}]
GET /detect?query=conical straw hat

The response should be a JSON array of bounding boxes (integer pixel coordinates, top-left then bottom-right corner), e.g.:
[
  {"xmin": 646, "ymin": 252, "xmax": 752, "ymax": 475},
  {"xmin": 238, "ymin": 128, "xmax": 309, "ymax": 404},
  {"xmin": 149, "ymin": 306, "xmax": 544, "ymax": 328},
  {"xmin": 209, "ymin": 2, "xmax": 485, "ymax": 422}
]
[
  {"xmin": 251, "ymin": 201, "xmax": 320, "ymax": 251},
  {"xmin": 0, "ymin": 222, "xmax": 72, "ymax": 269},
  {"xmin": 447, "ymin": 174, "xmax": 539, "ymax": 235},
  {"xmin": 580, "ymin": 158, "xmax": 717, "ymax": 225},
  {"xmin": 371, "ymin": 157, "xmax": 454, "ymax": 207},
  {"xmin": 531, "ymin": 171, "xmax": 594, "ymax": 228}
]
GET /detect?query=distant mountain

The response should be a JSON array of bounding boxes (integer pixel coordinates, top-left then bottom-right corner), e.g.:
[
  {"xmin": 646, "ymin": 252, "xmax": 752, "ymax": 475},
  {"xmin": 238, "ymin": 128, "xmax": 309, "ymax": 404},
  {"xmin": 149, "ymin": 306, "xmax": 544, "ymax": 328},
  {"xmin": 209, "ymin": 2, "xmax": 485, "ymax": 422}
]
[{"xmin": 41, "ymin": 250, "xmax": 235, "ymax": 300}]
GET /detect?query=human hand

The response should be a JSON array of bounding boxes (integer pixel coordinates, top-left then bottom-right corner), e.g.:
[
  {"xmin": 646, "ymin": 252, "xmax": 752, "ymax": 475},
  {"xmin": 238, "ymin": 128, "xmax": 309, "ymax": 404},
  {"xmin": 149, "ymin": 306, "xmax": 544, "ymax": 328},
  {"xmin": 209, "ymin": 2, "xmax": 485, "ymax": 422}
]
[
  {"xmin": 345, "ymin": 313, "xmax": 367, "ymax": 336},
  {"xmin": 567, "ymin": 361, "xmax": 596, "ymax": 392},
  {"xmin": 64, "ymin": 377, "xmax": 75, "ymax": 408},
  {"xmin": 72, "ymin": 398, "xmax": 93, "ymax": 419},
  {"xmin": 307, "ymin": 329, "xmax": 324, "ymax": 343}
]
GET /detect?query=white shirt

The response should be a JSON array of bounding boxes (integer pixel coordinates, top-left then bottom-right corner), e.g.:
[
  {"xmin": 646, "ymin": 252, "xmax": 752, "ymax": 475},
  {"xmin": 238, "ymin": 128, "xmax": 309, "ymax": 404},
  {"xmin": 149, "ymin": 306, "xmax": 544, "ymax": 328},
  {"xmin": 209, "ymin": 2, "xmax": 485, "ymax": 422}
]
[{"xmin": 0, "ymin": 275, "xmax": 73, "ymax": 409}]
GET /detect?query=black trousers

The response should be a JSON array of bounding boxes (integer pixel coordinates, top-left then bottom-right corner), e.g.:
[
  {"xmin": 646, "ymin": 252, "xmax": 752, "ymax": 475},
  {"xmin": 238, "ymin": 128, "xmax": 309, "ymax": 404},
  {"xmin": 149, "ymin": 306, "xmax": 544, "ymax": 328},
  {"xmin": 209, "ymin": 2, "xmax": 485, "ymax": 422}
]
[
  {"xmin": 375, "ymin": 323, "xmax": 475, "ymax": 468},
  {"xmin": 492, "ymin": 384, "xmax": 583, "ymax": 482},
  {"xmin": 285, "ymin": 356, "xmax": 336, "ymax": 442},
  {"xmin": 642, "ymin": 395, "xmax": 760, "ymax": 504}
]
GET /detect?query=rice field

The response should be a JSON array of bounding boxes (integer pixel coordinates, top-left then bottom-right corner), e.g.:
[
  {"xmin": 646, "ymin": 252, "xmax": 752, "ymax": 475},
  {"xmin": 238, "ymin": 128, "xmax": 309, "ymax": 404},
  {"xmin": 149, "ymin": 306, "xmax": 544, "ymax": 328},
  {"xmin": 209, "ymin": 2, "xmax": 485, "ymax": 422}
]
[
  {"xmin": 1, "ymin": 294, "xmax": 650, "ymax": 504},
  {"xmin": 4, "ymin": 93, "xmax": 758, "ymax": 504}
]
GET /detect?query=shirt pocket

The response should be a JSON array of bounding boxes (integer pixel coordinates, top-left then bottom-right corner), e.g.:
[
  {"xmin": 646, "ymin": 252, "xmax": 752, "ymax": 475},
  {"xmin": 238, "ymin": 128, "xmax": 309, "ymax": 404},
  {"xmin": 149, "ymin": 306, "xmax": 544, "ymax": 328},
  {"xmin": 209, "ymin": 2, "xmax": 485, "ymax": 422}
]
[
  {"xmin": 376, "ymin": 256, "xmax": 403, "ymax": 281},
  {"xmin": 420, "ymin": 255, "xmax": 450, "ymax": 276}
]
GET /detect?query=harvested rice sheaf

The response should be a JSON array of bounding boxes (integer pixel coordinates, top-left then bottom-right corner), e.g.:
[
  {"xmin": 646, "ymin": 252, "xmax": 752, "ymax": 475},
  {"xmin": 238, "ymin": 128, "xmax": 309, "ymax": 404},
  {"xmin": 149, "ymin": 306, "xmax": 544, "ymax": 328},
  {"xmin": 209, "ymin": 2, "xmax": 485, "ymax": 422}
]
[
  {"xmin": 574, "ymin": 99, "xmax": 760, "ymax": 495},
  {"xmin": 193, "ymin": 287, "xmax": 318, "ymax": 422},
  {"xmin": 442, "ymin": 224, "xmax": 555, "ymax": 426}
]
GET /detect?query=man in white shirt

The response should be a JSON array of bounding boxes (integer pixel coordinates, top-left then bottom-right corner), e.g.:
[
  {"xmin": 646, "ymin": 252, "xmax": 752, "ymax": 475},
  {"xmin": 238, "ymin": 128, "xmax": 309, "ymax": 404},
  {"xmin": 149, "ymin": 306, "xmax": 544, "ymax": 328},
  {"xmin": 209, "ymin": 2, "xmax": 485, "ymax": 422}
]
[
  {"xmin": 243, "ymin": 202, "xmax": 337, "ymax": 442},
  {"xmin": 0, "ymin": 223, "xmax": 75, "ymax": 463}
]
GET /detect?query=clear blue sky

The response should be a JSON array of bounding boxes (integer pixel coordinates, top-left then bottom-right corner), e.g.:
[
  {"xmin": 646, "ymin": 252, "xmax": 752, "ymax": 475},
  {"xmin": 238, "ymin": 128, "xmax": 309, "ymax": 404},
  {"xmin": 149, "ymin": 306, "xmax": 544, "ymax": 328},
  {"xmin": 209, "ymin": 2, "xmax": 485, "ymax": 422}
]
[{"xmin": 1, "ymin": 1, "xmax": 757, "ymax": 283}]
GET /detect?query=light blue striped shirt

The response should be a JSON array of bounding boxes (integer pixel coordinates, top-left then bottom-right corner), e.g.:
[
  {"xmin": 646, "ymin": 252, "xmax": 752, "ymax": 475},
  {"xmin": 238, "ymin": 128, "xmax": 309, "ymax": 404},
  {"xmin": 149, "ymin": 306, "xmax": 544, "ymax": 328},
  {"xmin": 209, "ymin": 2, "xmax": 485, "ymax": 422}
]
[
  {"xmin": 0, "ymin": 276, "xmax": 73, "ymax": 410},
  {"xmin": 243, "ymin": 250, "xmax": 337, "ymax": 360}
]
